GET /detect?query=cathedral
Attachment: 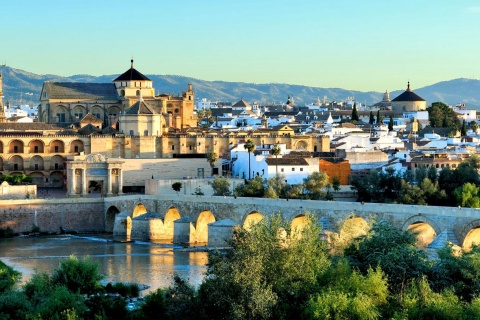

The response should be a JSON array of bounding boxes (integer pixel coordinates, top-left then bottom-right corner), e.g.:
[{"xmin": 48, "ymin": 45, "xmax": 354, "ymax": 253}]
[
  {"xmin": 38, "ymin": 60, "xmax": 197, "ymax": 132},
  {"xmin": 0, "ymin": 64, "xmax": 329, "ymax": 191}
]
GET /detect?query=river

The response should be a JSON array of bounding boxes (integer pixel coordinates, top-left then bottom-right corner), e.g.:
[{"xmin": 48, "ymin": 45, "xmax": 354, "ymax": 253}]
[{"xmin": 0, "ymin": 235, "xmax": 208, "ymax": 295}]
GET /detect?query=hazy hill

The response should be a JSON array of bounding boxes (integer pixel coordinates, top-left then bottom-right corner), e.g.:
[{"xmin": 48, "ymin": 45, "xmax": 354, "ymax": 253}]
[{"xmin": 1, "ymin": 65, "xmax": 479, "ymax": 109}]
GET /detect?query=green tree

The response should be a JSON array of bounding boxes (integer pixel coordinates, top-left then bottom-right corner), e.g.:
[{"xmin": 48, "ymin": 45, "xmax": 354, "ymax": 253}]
[
  {"xmin": 234, "ymin": 175, "xmax": 264, "ymax": 197},
  {"xmin": 376, "ymin": 110, "xmax": 383, "ymax": 124},
  {"xmin": 344, "ymin": 222, "xmax": 428, "ymax": 294},
  {"xmin": 206, "ymin": 150, "xmax": 218, "ymax": 176},
  {"xmin": 172, "ymin": 182, "xmax": 182, "ymax": 194},
  {"xmin": 306, "ymin": 259, "xmax": 388, "ymax": 320},
  {"xmin": 51, "ymin": 255, "xmax": 103, "ymax": 295},
  {"xmin": 244, "ymin": 139, "xmax": 256, "ymax": 180},
  {"xmin": 264, "ymin": 174, "xmax": 288, "ymax": 199},
  {"xmin": 198, "ymin": 214, "xmax": 330, "ymax": 320},
  {"xmin": 164, "ymin": 275, "xmax": 198, "ymax": 320},
  {"xmin": 454, "ymin": 182, "xmax": 480, "ymax": 208},
  {"xmin": 388, "ymin": 115, "xmax": 394, "ymax": 131},
  {"xmin": 0, "ymin": 260, "xmax": 21, "ymax": 293},
  {"xmin": 415, "ymin": 164, "xmax": 427, "ymax": 184},
  {"xmin": 427, "ymin": 165, "xmax": 438, "ymax": 182},
  {"xmin": 369, "ymin": 111, "xmax": 375, "ymax": 125},
  {"xmin": 303, "ymin": 171, "xmax": 330, "ymax": 200},
  {"xmin": 470, "ymin": 121, "xmax": 479, "ymax": 133},
  {"xmin": 210, "ymin": 176, "xmax": 231, "ymax": 196},
  {"xmin": 270, "ymin": 144, "xmax": 281, "ymax": 175},
  {"xmin": 461, "ymin": 119, "xmax": 467, "ymax": 136},
  {"xmin": 428, "ymin": 101, "xmax": 461, "ymax": 131},
  {"xmin": 351, "ymin": 102, "xmax": 359, "ymax": 122},
  {"xmin": 331, "ymin": 176, "xmax": 341, "ymax": 192}
]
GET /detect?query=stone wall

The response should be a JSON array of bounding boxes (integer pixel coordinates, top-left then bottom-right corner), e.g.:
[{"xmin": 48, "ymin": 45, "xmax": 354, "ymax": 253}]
[
  {"xmin": 0, "ymin": 198, "xmax": 104, "ymax": 234},
  {"xmin": 0, "ymin": 182, "xmax": 37, "ymax": 200}
]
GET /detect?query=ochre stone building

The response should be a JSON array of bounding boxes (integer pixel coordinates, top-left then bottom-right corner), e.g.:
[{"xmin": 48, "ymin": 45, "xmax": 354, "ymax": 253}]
[{"xmin": 0, "ymin": 65, "xmax": 330, "ymax": 189}]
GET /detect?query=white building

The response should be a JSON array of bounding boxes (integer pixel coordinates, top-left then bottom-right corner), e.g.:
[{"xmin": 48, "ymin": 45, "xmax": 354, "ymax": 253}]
[{"xmin": 230, "ymin": 143, "xmax": 315, "ymax": 184}]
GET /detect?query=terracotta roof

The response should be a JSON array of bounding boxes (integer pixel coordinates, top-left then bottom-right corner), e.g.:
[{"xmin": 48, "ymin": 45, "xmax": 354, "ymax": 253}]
[
  {"xmin": 265, "ymin": 157, "xmax": 309, "ymax": 166},
  {"xmin": 0, "ymin": 122, "xmax": 63, "ymax": 131},
  {"xmin": 124, "ymin": 100, "xmax": 158, "ymax": 115},
  {"xmin": 43, "ymin": 82, "xmax": 119, "ymax": 100},
  {"xmin": 113, "ymin": 60, "xmax": 151, "ymax": 82},
  {"xmin": 80, "ymin": 113, "xmax": 102, "ymax": 123},
  {"xmin": 232, "ymin": 99, "xmax": 252, "ymax": 109},
  {"xmin": 78, "ymin": 123, "xmax": 101, "ymax": 135}
]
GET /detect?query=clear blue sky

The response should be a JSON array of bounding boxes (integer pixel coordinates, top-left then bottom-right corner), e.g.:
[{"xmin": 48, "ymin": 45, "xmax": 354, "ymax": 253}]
[{"xmin": 2, "ymin": 0, "xmax": 479, "ymax": 92}]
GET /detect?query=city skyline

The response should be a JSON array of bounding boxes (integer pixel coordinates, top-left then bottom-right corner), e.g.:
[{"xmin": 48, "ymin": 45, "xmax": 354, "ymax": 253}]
[{"xmin": 2, "ymin": 0, "xmax": 479, "ymax": 92}]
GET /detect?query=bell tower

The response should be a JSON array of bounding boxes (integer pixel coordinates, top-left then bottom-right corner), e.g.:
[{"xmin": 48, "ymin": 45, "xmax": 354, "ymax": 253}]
[{"xmin": 0, "ymin": 73, "xmax": 5, "ymax": 123}]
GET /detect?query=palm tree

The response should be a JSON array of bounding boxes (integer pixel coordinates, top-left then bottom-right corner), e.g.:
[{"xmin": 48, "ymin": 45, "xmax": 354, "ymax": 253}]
[
  {"xmin": 244, "ymin": 139, "xmax": 256, "ymax": 180},
  {"xmin": 207, "ymin": 150, "xmax": 218, "ymax": 177},
  {"xmin": 271, "ymin": 144, "xmax": 281, "ymax": 175}
]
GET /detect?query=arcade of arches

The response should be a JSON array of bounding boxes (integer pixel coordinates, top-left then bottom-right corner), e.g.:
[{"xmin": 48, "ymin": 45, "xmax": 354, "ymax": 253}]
[{"xmin": 107, "ymin": 201, "xmax": 480, "ymax": 252}]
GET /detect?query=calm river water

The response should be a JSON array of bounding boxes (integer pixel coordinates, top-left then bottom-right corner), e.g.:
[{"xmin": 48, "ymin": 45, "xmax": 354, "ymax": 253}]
[{"xmin": 0, "ymin": 235, "xmax": 208, "ymax": 294}]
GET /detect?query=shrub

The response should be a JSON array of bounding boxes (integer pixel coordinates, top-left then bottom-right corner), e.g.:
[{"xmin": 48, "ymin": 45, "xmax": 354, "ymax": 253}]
[
  {"xmin": 0, "ymin": 260, "xmax": 21, "ymax": 293},
  {"xmin": 51, "ymin": 255, "xmax": 103, "ymax": 295}
]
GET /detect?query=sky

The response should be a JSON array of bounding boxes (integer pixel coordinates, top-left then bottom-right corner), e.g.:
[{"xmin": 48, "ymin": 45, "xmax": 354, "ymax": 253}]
[{"xmin": 2, "ymin": 0, "xmax": 480, "ymax": 92}]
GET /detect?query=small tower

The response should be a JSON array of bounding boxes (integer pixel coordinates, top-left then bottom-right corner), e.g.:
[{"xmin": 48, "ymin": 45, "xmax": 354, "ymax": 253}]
[{"xmin": 0, "ymin": 72, "xmax": 5, "ymax": 123}]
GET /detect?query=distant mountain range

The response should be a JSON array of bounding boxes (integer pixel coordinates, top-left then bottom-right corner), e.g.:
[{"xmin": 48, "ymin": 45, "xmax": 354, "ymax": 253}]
[{"xmin": 1, "ymin": 65, "xmax": 480, "ymax": 109}]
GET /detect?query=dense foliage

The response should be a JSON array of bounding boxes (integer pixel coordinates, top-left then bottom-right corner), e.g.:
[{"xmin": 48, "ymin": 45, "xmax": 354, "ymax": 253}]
[
  {"xmin": 4, "ymin": 218, "xmax": 480, "ymax": 319},
  {"xmin": 351, "ymin": 156, "xmax": 480, "ymax": 207},
  {"xmin": 0, "ymin": 174, "xmax": 33, "ymax": 185},
  {"xmin": 235, "ymin": 172, "xmax": 330, "ymax": 200}
]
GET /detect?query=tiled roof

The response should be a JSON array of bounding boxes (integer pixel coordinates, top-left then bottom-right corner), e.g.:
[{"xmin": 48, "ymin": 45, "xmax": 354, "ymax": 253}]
[
  {"xmin": 114, "ymin": 68, "xmax": 150, "ymax": 82},
  {"xmin": 80, "ymin": 113, "xmax": 102, "ymax": 123},
  {"xmin": 113, "ymin": 61, "xmax": 151, "ymax": 81},
  {"xmin": 392, "ymin": 82, "xmax": 425, "ymax": 102},
  {"xmin": 102, "ymin": 126, "xmax": 118, "ymax": 135},
  {"xmin": 232, "ymin": 99, "xmax": 252, "ymax": 109},
  {"xmin": 78, "ymin": 123, "xmax": 101, "ymax": 135},
  {"xmin": 0, "ymin": 122, "xmax": 63, "ymax": 131},
  {"xmin": 124, "ymin": 100, "xmax": 158, "ymax": 115},
  {"xmin": 44, "ymin": 82, "xmax": 119, "ymax": 100},
  {"xmin": 265, "ymin": 157, "xmax": 309, "ymax": 166}
]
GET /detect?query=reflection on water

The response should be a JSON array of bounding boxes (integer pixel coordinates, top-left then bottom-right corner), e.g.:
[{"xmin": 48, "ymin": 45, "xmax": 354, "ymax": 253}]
[{"xmin": 0, "ymin": 235, "xmax": 208, "ymax": 294}]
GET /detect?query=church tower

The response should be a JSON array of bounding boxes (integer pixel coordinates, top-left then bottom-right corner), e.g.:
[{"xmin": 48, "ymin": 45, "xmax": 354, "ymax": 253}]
[
  {"xmin": 0, "ymin": 73, "xmax": 5, "ymax": 123},
  {"xmin": 113, "ymin": 59, "xmax": 155, "ymax": 105}
]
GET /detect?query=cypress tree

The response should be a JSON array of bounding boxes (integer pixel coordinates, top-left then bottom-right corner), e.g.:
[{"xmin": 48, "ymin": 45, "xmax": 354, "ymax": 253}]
[
  {"xmin": 351, "ymin": 103, "xmax": 359, "ymax": 122},
  {"xmin": 369, "ymin": 111, "xmax": 375, "ymax": 124},
  {"xmin": 376, "ymin": 110, "xmax": 383, "ymax": 124},
  {"xmin": 461, "ymin": 119, "xmax": 467, "ymax": 136},
  {"xmin": 388, "ymin": 115, "xmax": 394, "ymax": 131}
]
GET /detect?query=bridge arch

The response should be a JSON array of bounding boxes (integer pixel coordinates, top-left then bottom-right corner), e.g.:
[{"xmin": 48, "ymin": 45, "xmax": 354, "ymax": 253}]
[
  {"xmin": 194, "ymin": 210, "xmax": 215, "ymax": 243},
  {"xmin": 105, "ymin": 205, "xmax": 120, "ymax": 232},
  {"xmin": 461, "ymin": 220, "xmax": 480, "ymax": 251},
  {"xmin": 291, "ymin": 214, "xmax": 310, "ymax": 238},
  {"xmin": 164, "ymin": 207, "xmax": 181, "ymax": 239},
  {"xmin": 133, "ymin": 203, "xmax": 148, "ymax": 218},
  {"xmin": 338, "ymin": 215, "xmax": 370, "ymax": 247},
  {"xmin": 402, "ymin": 214, "xmax": 438, "ymax": 248},
  {"xmin": 243, "ymin": 211, "xmax": 263, "ymax": 231}
]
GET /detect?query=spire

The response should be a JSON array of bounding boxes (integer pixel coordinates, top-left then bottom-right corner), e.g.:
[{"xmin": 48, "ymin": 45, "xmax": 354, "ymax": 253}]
[
  {"xmin": 407, "ymin": 81, "xmax": 411, "ymax": 92},
  {"xmin": 131, "ymin": 58, "xmax": 134, "ymax": 69}
]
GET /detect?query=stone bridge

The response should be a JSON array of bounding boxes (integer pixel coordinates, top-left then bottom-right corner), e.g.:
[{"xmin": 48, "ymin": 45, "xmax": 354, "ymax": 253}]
[{"xmin": 104, "ymin": 194, "xmax": 480, "ymax": 250}]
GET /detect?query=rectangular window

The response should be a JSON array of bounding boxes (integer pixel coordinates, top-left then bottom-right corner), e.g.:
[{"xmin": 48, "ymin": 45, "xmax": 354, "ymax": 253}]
[
  {"xmin": 300, "ymin": 168, "xmax": 303, "ymax": 172},
  {"xmin": 129, "ymin": 130, "xmax": 134, "ymax": 136},
  {"xmin": 292, "ymin": 168, "xmax": 295, "ymax": 172},
  {"xmin": 55, "ymin": 146, "xmax": 59, "ymax": 152},
  {"xmin": 34, "ymin": 164, "xmax": 38, "ymax": 170},
  {"xmin": 281, "ymin": 168, "xmax": 284, "ymax": 172},
  {"xmin": 144, "ymin": 130, "xmax": 148, "ymax": 136},
  {"xmin": 172, "ymin": 145, "xmax": 175, "ymax": 150}
]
